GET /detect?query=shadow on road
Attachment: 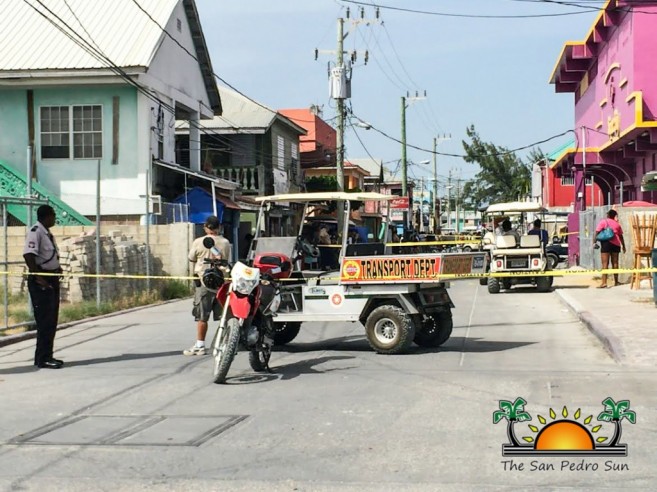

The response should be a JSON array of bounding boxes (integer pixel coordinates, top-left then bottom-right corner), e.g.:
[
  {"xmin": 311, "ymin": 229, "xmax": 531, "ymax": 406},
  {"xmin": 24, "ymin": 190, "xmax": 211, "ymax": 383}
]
[
  {"xmin": 276, "ymin": 335, "xmax": 371, "ymax": 353},
  {"xmin": 0, "ymin": 350, "xmax": 181, "ymax": 374},
  {"xmin": 460, "ymin": 320, "xmax": 574, "ymax": 329},
  {"xmin": 440, "ymin": 337, "xmax": 536, "ymax": 353},
  {"xmin": 0, "ymin": 365, "xmax": 39, "ymax": 375},
  {"xmin": 272, "ymin": 355, "xmax": 356, "ymax": 381},
  {"xmin": 64, "ymin": 350, "xmax": 181, "ymax": 367},
  {"xmin": 494, "ymin": 288, "xmax": 555, "ymax": 295}
]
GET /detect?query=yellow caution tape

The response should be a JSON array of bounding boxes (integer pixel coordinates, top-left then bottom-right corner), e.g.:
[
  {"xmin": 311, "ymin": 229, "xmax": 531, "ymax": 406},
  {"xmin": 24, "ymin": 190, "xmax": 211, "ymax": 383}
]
[{"xmin": 4, "ymin": 267, "xmax": 657, "ymax": 282}]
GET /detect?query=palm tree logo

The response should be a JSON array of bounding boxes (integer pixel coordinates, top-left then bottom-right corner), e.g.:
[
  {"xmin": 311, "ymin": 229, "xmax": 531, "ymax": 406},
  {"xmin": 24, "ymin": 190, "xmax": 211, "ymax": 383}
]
[
  {"xmin": 493, "ymin": 397, "xmax": 636, "ymax": 457},
  {"xmin": 597, "ymin": 397, "xmax": 636, "ymax": 448},
  {"xmin": 492, "ymin": 397, "xmax": 531, "ymax": 447}
]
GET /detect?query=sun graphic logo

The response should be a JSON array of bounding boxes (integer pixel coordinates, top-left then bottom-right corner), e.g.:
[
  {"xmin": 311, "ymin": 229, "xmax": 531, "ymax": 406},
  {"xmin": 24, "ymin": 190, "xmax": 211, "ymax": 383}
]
[
  {"xmin": 341, "ymin": 260, "xmax": 360, "ymax": 279},
  {"xmin": 493, "ymin": 397, "xmax": 636, "ymax": 457}
]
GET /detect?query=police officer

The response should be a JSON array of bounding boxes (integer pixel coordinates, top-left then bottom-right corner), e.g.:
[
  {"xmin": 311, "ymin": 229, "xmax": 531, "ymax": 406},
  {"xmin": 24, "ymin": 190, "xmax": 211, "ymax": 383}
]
[{"xmin": 23, "ymin": 205, "xmax": 63, "ymax": 369}]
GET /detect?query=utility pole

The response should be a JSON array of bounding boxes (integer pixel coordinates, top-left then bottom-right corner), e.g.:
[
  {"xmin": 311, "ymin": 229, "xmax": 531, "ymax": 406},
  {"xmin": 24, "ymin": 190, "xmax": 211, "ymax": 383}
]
[
  {"xmin": 401, "ymin": 96, "xmax": 408, "ymax": 227},
  {"xmin": 446, "ymin": 170, "xmax": 452, "ymax": 231},
  {"xmin": 432, "ymin": 134, "xmax": 451, "ymax": 233},
  {"xmin": 420, "ymin": 176, "xmax": 425, "ymax": 232},
  {"xmin": 401, "ymin": 91, "xmax": 426, "ymax": 229},
  {"xmin": 455, "ymin": 177, "xmax": 461, "ymax": 233},
  {"xmin": 336, "ymin": 17, "xmax": 345, "ymax": 208},
  {"xmin": 316, "ymin": 6, "xmax": 378, "ymax": 238}
]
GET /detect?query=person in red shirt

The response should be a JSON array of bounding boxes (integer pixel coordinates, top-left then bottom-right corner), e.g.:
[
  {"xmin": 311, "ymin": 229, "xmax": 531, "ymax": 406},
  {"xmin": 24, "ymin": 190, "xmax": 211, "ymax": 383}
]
[{"xmin": 595, "ymin": 209, "xmax": 626, "ymax": 288}]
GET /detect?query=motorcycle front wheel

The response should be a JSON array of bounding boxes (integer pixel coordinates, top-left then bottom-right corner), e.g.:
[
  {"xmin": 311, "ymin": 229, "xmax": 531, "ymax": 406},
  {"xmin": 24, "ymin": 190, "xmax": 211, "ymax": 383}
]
[{"xmin": 212, "ymin": 317, "xmax": 241, "ymax": 384}]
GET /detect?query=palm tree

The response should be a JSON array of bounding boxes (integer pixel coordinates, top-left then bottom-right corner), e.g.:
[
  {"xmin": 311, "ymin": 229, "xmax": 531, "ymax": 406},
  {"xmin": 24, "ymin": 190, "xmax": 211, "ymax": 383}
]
[
  {"xmin": 597, "ymin": 397, "xmax": 636, "ymax": 447},
  {"xmin": 493, "ymin": 397, "xmax": 532, "ymax": 446}
]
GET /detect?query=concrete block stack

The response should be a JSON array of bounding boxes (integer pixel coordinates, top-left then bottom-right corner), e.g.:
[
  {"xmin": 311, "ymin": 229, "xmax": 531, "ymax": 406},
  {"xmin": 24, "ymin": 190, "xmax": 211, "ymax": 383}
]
[
  {"xmin": 52, "ymin": 231, "xmax": 154, "ymax": 303},
  {"xmin": 6, "ymin": 222, "xmax": 193, "ymax": 303}
]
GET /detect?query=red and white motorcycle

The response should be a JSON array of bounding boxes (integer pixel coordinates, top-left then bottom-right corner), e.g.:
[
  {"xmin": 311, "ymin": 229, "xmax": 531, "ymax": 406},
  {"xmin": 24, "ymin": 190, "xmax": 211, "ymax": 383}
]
[{"xmin": 202, "ymin": 238, "xmax": 283, "ymax": 384}]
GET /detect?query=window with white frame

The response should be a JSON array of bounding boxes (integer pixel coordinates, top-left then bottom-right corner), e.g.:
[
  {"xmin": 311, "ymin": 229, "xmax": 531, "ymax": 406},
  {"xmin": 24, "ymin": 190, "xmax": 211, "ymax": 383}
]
[
  {"xmin": 560, "ymin": 176, "xmax": 592, "ymax": 186},
  {"xmin": 40, "ymin": 105, "xmax": 103, "ymax": 159}
]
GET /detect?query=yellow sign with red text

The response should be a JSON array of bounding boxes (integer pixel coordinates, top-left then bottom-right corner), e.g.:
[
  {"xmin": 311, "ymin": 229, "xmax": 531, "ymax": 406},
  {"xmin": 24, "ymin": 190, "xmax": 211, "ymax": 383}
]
[{"xmin": 340, "ymin": 254, "xmax": 486, "ymax": 284}]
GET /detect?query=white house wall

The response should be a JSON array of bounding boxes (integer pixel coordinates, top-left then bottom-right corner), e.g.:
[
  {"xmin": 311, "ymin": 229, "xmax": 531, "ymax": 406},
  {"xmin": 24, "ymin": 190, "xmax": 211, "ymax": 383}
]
[{"xmin": 147, "ymin": 1, "xmax": 214, "ymax": 119}]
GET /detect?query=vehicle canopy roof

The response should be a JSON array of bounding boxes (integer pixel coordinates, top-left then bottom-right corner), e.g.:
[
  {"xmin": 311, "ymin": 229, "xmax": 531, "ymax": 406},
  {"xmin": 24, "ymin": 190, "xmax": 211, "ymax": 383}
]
[
  {"xmin": 255, "ymin": 192, "xmax": 397, "ymax": 203},
  {"xmin": 484, "ymin": 201, "xmax": 547, "ymax": 215}
]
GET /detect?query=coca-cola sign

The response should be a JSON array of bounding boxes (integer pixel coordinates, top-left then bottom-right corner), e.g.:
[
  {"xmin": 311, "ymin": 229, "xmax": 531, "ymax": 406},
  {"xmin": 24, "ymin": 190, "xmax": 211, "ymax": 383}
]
[{"xmin": 389, "ymin": 196, "xmax": 409, "ymax": 209}]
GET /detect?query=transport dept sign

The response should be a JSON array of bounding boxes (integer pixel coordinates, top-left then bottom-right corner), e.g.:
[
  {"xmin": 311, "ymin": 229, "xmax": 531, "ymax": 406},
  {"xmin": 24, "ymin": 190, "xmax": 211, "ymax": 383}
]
[{"xmin": 339, "ymin": 253, "xmax": 485, "ymax": 283}]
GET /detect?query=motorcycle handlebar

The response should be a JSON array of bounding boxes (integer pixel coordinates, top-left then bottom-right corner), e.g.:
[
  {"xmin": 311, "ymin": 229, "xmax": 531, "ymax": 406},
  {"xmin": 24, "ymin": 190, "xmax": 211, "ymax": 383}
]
[{"xmin": 203, "ymin": 258, "xmax": 231, "ymax": 269}]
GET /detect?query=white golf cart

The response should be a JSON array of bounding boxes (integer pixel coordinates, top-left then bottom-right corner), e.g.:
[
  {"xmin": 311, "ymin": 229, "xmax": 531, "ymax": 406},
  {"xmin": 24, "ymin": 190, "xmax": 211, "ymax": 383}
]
[
  {"xmin": 248, "ymin": 192, "xmax": 487, "ymax": 354},
  {"xmin": 481, "ymin": 201, "xmax": 553, "ymax": 294}
]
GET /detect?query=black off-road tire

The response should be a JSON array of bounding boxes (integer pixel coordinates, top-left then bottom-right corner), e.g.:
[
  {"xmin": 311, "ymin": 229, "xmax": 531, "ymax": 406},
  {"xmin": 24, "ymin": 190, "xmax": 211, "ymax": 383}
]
[
  {"xmin": 365, "ymin": 305, "xmax": 415, "ymax": 354},
  {"xmin": 249, "ymin": 347, "xmax": 271, "ymax": 372},
  {"xmin": 536, "ymin": 276, "xmax": 552, "ymax": 293},
  {"xmin": 488, "ymin": 277, "xmax": 501, "ymax": 294},
  {"xmin": 502, "ymin": 278, "xmax": 512, "ymax": 290},
  {"xmin": 414, "ymin": 310, "xmax": 454, "ymax": 348},
  {"xmin": 479, "ymin": 277, "xmax": 488, "ymax": 286},
  {"xmin": 272, "ymin": 322, "xmax": 301, "ymax": 346},
  {"xmin": 213, "ymin": 317, "xmax": 240, "ymax": 384},
  {"xmin": 547, "ymin": 253, "xmax": 559, "ymax": 270}
]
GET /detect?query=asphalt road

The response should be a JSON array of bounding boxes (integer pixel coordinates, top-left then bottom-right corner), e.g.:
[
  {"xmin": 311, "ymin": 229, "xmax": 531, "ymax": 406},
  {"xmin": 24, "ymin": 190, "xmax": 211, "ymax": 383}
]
[{"xmin": 1, "ymin": 281, "xmax": 656, "ymax": 491}]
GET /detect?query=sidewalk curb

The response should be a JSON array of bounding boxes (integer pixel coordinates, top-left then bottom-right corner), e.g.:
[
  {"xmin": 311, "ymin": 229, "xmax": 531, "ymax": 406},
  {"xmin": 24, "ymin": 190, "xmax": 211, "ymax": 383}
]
[
  {"xmin": 0, "ymin": 297, "xmax": 189, "ymax": 348},
  {"xmin": 555, "ymin": 289, "xmax": 625, "ymax": 364}
]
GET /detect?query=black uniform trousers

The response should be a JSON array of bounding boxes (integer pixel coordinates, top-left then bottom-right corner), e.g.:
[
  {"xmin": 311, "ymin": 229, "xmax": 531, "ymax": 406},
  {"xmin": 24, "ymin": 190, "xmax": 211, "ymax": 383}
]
[{"xmin": 28, "ymin": 274, "xmax": 60, "ymax": 365}]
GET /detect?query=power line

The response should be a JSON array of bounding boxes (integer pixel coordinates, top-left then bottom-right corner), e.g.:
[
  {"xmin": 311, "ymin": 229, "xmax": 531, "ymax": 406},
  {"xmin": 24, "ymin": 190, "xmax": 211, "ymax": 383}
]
[
  {"xmin": 349, "ymin": 112, "xmax": 575, "ymax": 158},
  {"xmin": 340, "ymin": 0, "xmax": 599, "ymax": 18},
  {"xmin": 510, "ymin": 0, "xmax": 657, "ymax": 15},
  {"xmin": 128, "ymin": 0, "xmax": 277, "ymax": 115},
  {"xmin": 24, "ymin": 0, "xmax": 292, "ymax": 168}
]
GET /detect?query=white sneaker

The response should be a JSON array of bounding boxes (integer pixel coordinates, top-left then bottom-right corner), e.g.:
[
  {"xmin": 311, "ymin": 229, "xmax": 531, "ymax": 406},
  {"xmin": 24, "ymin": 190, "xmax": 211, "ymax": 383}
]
[{"xmin": 183, "ymin": 345, "xmax": 207, "ymax": 356}]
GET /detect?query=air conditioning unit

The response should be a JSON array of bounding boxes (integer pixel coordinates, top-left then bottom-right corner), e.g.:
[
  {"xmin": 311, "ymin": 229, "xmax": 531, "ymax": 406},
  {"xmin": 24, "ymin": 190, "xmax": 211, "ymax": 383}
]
[{"xmin": 151, "ymin": 195, "xmax": 163, "ymax": 215}]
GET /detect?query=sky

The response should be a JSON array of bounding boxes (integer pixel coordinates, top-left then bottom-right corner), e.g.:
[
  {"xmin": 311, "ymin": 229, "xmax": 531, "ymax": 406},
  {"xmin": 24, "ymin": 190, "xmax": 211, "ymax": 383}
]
[{"xmin": 195, "ymin": 0, "xmax": 605, "ymax": 195}]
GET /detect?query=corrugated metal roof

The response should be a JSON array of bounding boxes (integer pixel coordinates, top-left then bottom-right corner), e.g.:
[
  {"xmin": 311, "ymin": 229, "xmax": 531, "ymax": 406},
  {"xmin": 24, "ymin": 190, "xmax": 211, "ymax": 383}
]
[
  {"xmin": 200, "ymin": 86, "xmax": 278, "ymax": 131},
  {"xmin": 0, "ymin": 0, "xmax": 178, "ymax": 71}
]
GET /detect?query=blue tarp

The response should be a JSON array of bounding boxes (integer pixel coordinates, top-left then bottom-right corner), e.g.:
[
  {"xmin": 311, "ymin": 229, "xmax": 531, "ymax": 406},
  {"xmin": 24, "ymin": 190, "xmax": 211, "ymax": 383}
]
[{"xmin": 172, "ymin": 186, "xmax": 225, "ymax": 224}]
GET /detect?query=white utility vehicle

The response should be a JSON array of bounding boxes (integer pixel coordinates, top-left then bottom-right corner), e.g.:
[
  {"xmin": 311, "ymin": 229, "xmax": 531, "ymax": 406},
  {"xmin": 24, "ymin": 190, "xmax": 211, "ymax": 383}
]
[
  {"xmin": 482, "ymin": 201, "xmax": 553, "ymax": 294},
  {"xmin": 248, "ymin": 192, "xmax": 487, "ymax": 354}
]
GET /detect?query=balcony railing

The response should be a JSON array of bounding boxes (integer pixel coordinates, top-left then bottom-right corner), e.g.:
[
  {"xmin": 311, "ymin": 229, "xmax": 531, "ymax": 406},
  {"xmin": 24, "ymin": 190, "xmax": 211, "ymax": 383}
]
[{"xmin": 214, "ymin": 165, "xmax": 264, "ymax": 194}]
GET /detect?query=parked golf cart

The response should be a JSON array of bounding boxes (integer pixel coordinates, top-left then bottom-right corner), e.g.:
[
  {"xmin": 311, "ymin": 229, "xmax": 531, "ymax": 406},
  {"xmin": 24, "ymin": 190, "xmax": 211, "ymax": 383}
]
[
  {"xmin": 248, "ymin": 192, "xmax": 487, "ymax": 354},
  {"xmin": 482, "ymin": 201, "xmax": 553, "ymax": 293},
  {"xmin": 546, "ymin": 237, "xmax": 569, "ymax": 269}
]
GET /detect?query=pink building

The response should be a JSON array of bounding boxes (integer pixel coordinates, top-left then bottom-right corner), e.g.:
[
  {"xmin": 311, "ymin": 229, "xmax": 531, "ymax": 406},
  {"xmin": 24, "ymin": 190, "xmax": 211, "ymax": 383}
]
[{"xmin": 549, "ymin": 0, "xmax": 657, "ymax": 259}]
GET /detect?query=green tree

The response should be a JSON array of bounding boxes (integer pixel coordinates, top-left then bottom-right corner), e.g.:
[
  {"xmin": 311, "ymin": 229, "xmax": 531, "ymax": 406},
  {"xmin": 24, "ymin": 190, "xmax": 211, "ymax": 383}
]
[
  {"xmin": 303, "ymin": 176, "xmax": 362, "ymax": 211},
  {"xmin": 493, "ymin": 397, "xmax": 532, "ymax": 446},
  {"xmin": 305, "ymin": 175, "xmax": 338, "ymax": 193},
  {"xmin": 597, "ymin": 397, "xmax": 636, "ymax": 447},
  {"xmin": 461, "ymin": 126, "xmax": 543, "ymax": 207}
]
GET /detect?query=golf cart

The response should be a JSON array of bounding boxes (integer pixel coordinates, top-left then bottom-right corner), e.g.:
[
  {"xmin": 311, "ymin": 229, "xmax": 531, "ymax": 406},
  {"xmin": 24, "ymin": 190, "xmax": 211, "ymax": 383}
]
[
  {"xmin": 248, "ymin": 192, "xmax": 487, "ymax": 354},
  {"xmin": 481, "ymin": 201, "xmax": 553, "ymax": 293}
]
